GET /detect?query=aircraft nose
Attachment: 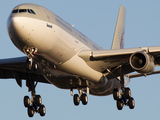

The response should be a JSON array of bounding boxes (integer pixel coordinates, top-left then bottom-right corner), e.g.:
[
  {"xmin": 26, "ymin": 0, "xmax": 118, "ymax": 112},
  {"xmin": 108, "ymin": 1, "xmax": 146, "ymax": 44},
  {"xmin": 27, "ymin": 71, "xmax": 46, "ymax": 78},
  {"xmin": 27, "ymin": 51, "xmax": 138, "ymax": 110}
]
[
  {"xmin": 7, "ymin": 16, "xmax": 29, "ymax": 50},
  {"xmin": 8, "ymin": 16, "xmax": 25, "ymax": 38}
]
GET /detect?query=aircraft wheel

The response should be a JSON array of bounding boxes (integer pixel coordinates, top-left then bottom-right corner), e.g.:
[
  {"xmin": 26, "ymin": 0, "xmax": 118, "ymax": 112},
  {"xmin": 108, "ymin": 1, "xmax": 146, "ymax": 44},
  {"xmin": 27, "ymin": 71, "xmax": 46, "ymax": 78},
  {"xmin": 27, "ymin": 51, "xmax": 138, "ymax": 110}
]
[
  {"xmin": 73, "ymin": 94, "xmax": 80, "ymax": 106},
  {"xmin": 113, "ymin": 89, "xmax": 120, "ymax": 100},
  {"xmin": 128, "ymin": 97, "xmax": 135, "ymax": 109},
  {"xmin": 117, "ymin": 99, "xmax": 123, "ymax": 110},
  {"xmin": 28, "ymin": 106, "xmax": 34, "ymax": 117},
  {"xmin": 125, "ymin": 88, "xmax": 131, "ymax": 99},
  {"xmin": 24, "ymin": 96, "xmax": 31, "ymax": 107},
  {"xmin": 39, "ymin": 105, "xmax": 46, "ymax": 116},
  {"xmin": 35, "ymin": 95, "xmax": 42, "ymax": 106},
  {"xmin": 81, "ymin": 93, "xmax": 88, "ymax": 105}
]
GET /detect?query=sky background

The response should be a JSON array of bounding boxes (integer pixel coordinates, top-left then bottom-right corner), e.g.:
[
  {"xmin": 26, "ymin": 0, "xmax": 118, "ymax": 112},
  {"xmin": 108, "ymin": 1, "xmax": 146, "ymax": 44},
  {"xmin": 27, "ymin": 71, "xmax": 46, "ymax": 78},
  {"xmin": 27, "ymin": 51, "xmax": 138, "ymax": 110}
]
[{"xmin": 0, "ymin": 0, "xmax": 160, "ymax": 119}]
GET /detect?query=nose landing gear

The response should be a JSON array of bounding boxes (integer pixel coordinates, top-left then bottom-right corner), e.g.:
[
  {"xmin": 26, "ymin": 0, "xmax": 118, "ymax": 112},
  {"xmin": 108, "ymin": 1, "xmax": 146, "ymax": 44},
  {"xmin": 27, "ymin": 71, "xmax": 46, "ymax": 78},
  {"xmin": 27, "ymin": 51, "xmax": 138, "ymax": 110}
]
[
  {"xmin": 24, "ymin": 47, "xmax": 38, "ymax": 71},
  {"xmin": 24, "ymin": 47, "xmax": 38, "ymax": 58}
]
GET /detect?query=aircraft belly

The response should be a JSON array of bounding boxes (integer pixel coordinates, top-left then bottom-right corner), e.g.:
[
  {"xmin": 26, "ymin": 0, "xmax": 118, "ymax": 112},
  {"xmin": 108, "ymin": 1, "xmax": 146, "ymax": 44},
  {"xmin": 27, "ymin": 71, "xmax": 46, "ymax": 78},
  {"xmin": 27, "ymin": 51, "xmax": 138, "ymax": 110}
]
[
  {"xmin": 44, "ymin": 75, "xmax": 88, "ymax": 89},
  {"xmin": 88, "ymin": 78, "xmax": 121, "ymax": 96}
]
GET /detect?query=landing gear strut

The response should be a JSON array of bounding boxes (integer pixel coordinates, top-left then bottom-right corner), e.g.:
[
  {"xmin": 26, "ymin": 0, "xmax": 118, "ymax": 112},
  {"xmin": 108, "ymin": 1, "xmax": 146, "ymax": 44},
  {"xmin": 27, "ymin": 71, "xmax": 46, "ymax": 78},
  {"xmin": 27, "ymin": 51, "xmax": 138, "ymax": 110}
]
[
  {"xmin": 26, "ymin": 58, "xmax": 38, "ymax": 71},
  {"xmin": 24, "ymin": 74, "xmax": 46, "ymax": 117},
  {"xmin": 72, "ymin": 89, "xmax": 88, "ymax": 106},
  {"xmin": 113, "ymin": 67, "xmax": 135, "ymax": 110}
]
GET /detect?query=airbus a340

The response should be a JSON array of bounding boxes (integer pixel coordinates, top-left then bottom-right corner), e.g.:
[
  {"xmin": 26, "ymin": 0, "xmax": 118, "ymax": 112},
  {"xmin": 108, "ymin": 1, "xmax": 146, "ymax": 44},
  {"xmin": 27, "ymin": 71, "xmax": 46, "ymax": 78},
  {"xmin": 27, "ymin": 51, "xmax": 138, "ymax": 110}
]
[{"xmin": 2, "ymin": 3, "xmax": 160, "ymax": 117}]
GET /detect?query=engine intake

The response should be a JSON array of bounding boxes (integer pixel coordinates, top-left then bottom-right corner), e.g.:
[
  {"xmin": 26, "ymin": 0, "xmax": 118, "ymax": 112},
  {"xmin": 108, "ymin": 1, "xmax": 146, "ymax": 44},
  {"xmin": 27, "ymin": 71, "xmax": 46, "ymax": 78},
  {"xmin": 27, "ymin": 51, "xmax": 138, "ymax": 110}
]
[{"xmin": 129, "ymin": 52, "xmax": 154, "ymax": 74}]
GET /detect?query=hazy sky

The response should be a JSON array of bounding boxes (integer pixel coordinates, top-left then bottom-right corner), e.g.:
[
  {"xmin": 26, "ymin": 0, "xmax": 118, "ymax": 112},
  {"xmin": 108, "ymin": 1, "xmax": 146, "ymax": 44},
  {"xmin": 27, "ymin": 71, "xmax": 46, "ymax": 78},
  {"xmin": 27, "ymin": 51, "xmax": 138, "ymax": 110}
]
[{"xmin": 0, "ymin": 0, "xmax": 160, "ymax": 119}]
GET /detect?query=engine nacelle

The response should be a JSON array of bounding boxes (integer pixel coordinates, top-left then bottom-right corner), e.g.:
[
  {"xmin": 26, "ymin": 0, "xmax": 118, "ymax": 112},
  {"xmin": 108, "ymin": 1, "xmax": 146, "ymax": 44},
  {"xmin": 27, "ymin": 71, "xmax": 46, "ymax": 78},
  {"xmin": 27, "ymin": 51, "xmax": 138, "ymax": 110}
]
[{"xmin": 129, "ymin": 52, "xmax": 155, "ymax": 74}]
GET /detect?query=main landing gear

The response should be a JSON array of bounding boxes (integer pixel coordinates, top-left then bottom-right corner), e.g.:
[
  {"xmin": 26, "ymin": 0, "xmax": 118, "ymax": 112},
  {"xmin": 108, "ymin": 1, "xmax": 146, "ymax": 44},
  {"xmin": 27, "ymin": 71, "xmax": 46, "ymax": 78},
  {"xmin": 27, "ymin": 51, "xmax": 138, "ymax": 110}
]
[
  {"xmin": 71, "ymin": 89, "xmax": 88, "ymax": 106},
  {"xmin": 23, "ymin": 73, "xmax": 46, "ymax": 117},
  {"xmin": 113, "ymin": 88, "xmax": 135, "ymax": 110},
  {"xmin": 24, "ymin": 65, "xmax": 46, "ymax": 117},
  {"xmin": 24, "ymin": 93, "xmax": 46, "ymax": 117},
  {"xmin": 113, "ymin": 67, "xmax": 135, "ymax": 110}
]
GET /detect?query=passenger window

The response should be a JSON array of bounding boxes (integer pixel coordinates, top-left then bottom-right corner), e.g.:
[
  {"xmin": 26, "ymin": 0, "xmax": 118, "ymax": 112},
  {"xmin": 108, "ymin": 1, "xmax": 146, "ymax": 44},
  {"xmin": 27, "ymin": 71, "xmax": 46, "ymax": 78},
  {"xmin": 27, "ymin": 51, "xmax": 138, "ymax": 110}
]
[
  {"xmin": 19, "ymin": 9, "xmax": 27, "ymax": 13},
  {"xmin": 12, "ymin": 9, "xmax": 18, "ymax": 13}
]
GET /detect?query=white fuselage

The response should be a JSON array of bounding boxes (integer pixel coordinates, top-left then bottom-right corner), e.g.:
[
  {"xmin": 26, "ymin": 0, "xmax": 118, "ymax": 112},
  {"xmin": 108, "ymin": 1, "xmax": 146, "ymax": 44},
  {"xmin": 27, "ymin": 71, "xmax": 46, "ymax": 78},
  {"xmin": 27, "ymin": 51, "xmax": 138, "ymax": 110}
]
[{"xmin": 7, "ymin": 3, "xmax": 124, "ymax": 96}]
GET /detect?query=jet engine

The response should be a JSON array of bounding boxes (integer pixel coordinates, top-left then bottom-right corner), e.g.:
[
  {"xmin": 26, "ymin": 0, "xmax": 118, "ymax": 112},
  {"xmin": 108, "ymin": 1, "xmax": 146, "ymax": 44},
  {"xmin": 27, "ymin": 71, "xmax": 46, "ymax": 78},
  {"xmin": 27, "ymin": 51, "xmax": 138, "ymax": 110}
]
[{"xmin": 129, "ymin": 52, "xmax": 154, "ymax": 74}]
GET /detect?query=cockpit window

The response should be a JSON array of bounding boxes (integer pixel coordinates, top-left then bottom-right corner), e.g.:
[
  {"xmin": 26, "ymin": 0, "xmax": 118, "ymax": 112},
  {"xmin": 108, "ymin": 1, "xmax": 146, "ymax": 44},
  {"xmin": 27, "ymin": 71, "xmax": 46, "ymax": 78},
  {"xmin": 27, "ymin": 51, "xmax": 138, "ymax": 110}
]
[
  {"xmin": 28, "ymin": 9, "xmax": 32, "ymax": 13},
  {"xmin": 30, "ymin": 9, "xmax": 36, "ymax": 14},
  {"xmin": 19, "ymin": 9, "xmax": 27, "ymax": 13},
  {"xmin": 28, "ymin": 9, "xmax": 36, "ymax": 14},
  {"xmin": 12, "ymin": 9, "xmax": 18, "ymax": 13},
  {"xmin": 12, "ymin": 9, "xmax": 36, "ymax": 15}
]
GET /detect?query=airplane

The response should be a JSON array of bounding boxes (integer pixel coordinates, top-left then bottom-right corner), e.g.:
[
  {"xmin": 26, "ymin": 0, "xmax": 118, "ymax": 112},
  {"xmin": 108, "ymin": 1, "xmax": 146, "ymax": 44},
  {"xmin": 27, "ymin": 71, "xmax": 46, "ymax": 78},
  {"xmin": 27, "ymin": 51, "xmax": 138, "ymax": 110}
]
[{"xmin": 3, "ymin": 3, "xmax": 160, "ymax": 117}]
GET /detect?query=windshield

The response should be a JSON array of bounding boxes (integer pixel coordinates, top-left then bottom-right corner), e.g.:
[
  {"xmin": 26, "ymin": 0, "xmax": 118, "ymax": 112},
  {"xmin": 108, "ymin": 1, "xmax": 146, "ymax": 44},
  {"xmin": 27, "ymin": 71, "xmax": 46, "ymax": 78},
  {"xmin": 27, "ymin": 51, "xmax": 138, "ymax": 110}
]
[{"xmin": 12, "ymin": 9, "xmax": 36, "ymax": 15}]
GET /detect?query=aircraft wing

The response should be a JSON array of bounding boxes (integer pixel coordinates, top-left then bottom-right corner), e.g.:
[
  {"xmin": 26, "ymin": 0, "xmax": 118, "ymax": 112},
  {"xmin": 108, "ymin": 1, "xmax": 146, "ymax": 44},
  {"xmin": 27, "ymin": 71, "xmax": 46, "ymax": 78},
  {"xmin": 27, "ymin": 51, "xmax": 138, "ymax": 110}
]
[
  {"xmin": 0, "ymin": 56, "xmax": 50, "ymax": 86},
  {"xmin": 0, "ymin": 56, "xmax": 79, "ymax": 89},
  {"xmin": 126, "ymin": 70, "xmax": 160, "ymax": 78},
  {"xmin": 78, "ymin": 46, "xmax": 160, "ymax": 79}
]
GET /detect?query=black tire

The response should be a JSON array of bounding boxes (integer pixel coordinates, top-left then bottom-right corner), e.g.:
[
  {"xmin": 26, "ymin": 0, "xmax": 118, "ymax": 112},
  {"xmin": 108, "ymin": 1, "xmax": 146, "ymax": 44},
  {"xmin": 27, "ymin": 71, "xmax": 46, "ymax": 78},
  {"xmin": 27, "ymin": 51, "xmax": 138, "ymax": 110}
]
[
  {"xmin": 39, "ymin": 105, "xmax": 46, "ymax": 116},
  {"xmin": 35, "ymin": 95, "xmax": 42, "ymax": 106},
  {"xmin": 125, "ymin": 88, "xmax": 131, "ymax": 99},
  {"xmin": 113, "ymin": 89, "xmax": 120, "ymax": 100},
  {"xmin": 28, "ymin": 106, "xmax": 34, "ymax": 117},
  {"xmin": 128, "ymin": 97, "xmax": 135, "ymax": 109},
  {"xmin": 24, "ymin": 96, "xmax": 31, "ymax": 107},
  {"xmin": 117, "ymin": 99, "xmax": 123, "ymax": 110},
  {"xmin": 81, "ymin": 93, "xmax": 88, "ymax": 105},
  {"xmin": 73, "ymin": 94, "xmax": 80, "ymax": 106}
]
